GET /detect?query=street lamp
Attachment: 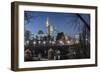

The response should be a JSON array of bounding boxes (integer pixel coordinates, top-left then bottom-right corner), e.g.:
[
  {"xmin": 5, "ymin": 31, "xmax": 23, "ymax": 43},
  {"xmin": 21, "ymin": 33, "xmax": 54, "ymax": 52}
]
[
  {"xmin": 33, "ymin": 41, "xmax": 36, "ymax": 46},
  {"xmin": 43, "ymin": 41, "xmax": 46, "ymax": 46}
]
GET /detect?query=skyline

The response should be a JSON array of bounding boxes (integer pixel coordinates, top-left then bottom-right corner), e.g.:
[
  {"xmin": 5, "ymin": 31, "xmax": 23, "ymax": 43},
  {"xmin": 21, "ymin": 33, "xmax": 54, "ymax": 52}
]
[{"xmin": 24, "ymin": 11, "xmax": 90, "ymax": 37}]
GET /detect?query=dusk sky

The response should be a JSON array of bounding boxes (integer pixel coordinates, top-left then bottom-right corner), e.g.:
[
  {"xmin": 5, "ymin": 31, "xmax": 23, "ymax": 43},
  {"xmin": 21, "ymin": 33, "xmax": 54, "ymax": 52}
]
[{"xmin": 24, "ymin": 11, "xmax": 90, "ymax": 37}]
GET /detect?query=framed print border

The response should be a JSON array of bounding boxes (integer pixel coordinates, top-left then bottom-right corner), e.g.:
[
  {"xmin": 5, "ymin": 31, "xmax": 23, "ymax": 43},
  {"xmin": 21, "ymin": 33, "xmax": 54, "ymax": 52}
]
[{"xmin": 11, "ymin": 1, "xmax": 98, "ymax": 71}]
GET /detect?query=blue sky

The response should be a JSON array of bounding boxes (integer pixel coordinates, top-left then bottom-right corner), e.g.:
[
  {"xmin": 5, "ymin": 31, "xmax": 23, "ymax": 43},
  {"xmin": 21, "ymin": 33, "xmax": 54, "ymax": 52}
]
[{"xmin": 24, "ymin": 11, "xmax": 90, "ymax": 37}]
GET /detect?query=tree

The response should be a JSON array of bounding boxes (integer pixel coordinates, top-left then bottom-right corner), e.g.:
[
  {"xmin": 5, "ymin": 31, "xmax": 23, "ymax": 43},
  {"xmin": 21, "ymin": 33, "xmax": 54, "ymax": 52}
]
[
  {"xmin": 38, "ymin": 30, "xmax": 44, "ymax": 35},
  {"xmin": 24, "ymin": 30, "xmax": 31, "ymax": 41}
]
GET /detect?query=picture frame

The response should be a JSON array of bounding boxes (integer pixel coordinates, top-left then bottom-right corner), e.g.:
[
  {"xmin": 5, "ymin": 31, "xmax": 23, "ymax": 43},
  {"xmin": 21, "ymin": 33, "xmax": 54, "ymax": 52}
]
[{"xmin": 11, "ymin": 1, "xmax": 97, "ymax": 71}]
